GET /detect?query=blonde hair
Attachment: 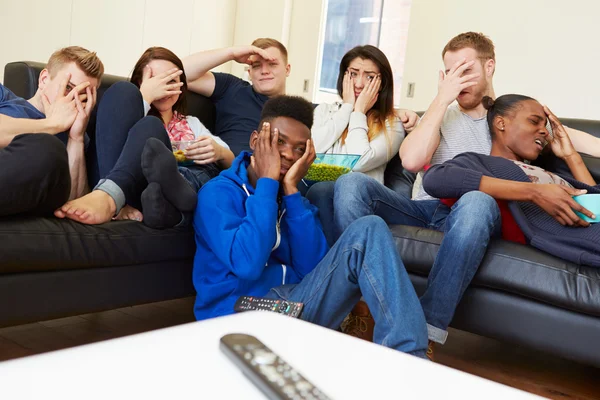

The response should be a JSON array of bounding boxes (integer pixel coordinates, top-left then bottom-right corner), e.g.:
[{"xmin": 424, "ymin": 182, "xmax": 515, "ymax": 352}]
[
  {"xmin": 46, "ymin": 46, "xmax": 104, "ymax": 81},
  {"xmin": 442, "ymin": 32, "xmax": 495, "ymax": 62},
  {"xmin": 251, "ymin": 38, "xmax": 288, "ymax": 63}
]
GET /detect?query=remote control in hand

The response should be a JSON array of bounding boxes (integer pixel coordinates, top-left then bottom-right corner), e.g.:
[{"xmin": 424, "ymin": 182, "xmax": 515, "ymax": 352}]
[
  {"xmin": 234, "ymin": 296, "xmax": 304, "ymax": 318},
  {"xmin": 220, "ymin": 333, "xmax": 331, "ymax": 400}
]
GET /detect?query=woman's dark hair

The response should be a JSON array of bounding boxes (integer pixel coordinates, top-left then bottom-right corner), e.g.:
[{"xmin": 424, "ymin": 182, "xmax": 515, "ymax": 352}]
[
  {"xmin": 130, "ymin": 47, "xmax": 187, "ymax": 123},
  {"xmin": 482, "ymin": 94, "xmax": 536, "ymax": 135},
  {"xmin": 336, "ymin": 45, "xmax": 396, "ymax": 145},
  {"xmin": 260, "ymin": 95, "xmax": 314, "ymax": 129}
]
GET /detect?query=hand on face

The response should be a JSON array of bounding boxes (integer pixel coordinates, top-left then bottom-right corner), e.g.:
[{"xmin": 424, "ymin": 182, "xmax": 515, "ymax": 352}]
[
  {"xmin": 184, "ymin": 136, "xmax": 223, "ymax": 165},
  {"xmin": 251, "ymin": 122, "xmax": 281, "ymax": 181},
  {"xmin": 42, "ymin": 72, "xmax": 91, "ymax": 136},
  {"xmin": 139, "ymin": 66, "xmax": 183, "ymax": 104},
  {"xmin": 282, "ymin": 138, "xmax": 316, "ymax": 195},
  {"xmin": 342, "ymin": 71, "xmax": 355, "ymax": 105},
  {"xmin": 437, "ymin": 58, "xmax": 480, "ymax": 106},
  {"xmin": 544, "ymin": 105, "xmax": 577, "ymax": 160},
  {"xmin": 68, "ymin": 83, "xmax": 97, "ymax": 142},
  {"xmin": 354, "ymin": 75, "xmax": 381, "ymax": 114}
]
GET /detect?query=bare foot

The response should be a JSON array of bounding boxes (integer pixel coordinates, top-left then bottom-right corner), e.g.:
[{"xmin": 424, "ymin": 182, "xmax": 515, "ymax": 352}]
[
  {"xmin": 114, "ymin": 205, "xmax": 143, "ymax": 222},
  {"xmin": 54, "ymin": 190, "xmax": 117, "ymax": 225}
]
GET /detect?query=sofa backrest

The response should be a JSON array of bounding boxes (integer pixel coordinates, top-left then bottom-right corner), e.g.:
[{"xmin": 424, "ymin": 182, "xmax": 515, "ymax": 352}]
[{"xmin": 4, "ymin": 60, "xmax": 600, "ymax": 193}]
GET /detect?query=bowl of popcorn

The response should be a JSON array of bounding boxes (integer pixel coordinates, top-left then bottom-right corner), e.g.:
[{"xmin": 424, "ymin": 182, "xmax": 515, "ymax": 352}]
[
  {"xmin": 304, "ymin": 153, "xmax": 361, "ymax": 182},
  {"xmin": 171, "ymin": 140, "xmax": 195, "ymax": 166}
]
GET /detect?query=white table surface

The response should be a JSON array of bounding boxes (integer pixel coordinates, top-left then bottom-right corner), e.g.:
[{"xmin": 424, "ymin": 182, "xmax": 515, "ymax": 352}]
[{"xmin": 0, "ymin": 311, "xmax": 541, "ymax": 399}]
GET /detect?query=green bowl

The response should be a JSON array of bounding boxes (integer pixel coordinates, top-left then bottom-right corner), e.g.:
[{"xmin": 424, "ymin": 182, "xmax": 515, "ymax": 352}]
[
  {"xmin": 304, "ymin": 153, "xmax": 361, "ymax": 182},
  {"xmin": 573, "ymin": 194, "xmax": 600, "ymax": 223}
]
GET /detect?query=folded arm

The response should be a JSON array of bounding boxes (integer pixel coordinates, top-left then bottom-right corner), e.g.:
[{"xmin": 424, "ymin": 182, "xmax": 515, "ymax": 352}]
[
  {"xmin": 0, "ymin": 114, "xmax": 60, "ymax": 148},
  {"xmin": 424, "ymin": 155, "xmax": 593, "ymax": 226}
]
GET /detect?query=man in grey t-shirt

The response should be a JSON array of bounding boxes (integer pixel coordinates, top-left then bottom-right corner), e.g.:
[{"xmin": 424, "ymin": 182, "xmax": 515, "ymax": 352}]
[
  {"xmin": 334, "ymin": 31, "xmax": 599, "ymax": 358},
  {"xmin": 335, "ymin": 33, "xmax": 503, "ymax": 355}
]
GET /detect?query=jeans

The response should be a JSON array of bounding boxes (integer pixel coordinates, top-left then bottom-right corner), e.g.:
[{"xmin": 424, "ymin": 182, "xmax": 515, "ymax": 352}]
[
  {"xmin": 0, "ymin": 134, "xmax": 70, "ymax": 217},
  {"xmin": 305, "ymin": 181, "xmax": 336, "ymax": 246},
  {"xmin": 179, "ymin": 163, "xmax": 221, "ymax": 193},
  {"xmin": 266, "ymin": 216, "xmax": 428, "ymax": 357},
  {"xmin": 94, "ymin": 81, "xmax": 171, "ymax": 210},
  {"xmin": 335, "ymin": 173, "xmax": 501, "ymax": 344}
]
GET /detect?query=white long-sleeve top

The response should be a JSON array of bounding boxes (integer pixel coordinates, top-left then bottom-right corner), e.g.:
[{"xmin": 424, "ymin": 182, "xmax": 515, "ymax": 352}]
[{"xmin": 311, "ymin": 102, "xmax": 406, "ymax": 184}]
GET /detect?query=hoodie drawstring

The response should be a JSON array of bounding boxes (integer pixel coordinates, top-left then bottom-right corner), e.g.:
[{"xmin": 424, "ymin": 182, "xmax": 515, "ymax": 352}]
[{"xmin": 242, "ymin": 184, "xmax": 251, "ymax": 197}]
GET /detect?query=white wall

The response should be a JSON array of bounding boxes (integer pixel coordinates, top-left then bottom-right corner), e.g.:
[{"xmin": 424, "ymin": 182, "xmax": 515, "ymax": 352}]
[
  {"xmin": 400, "ymin": 0, "xmax": 600, "ymax": 119},
  {"xmin": 0, "ymin": 0, "xmax": 237, "ymax": 82},
  {"xmin": 4, "ymin": 0, "xmax": 597, "ymax": 119},
  {"xmin": 0, "ymin": 0, "xmax": 323, "ymax": 101},
  {"xmin": 286, "ymin": 0, "xmax": 325, "ymax": 98},
  {"xmin": 219, "ymin": 0, "xmax": 324, "ymax": 100}
]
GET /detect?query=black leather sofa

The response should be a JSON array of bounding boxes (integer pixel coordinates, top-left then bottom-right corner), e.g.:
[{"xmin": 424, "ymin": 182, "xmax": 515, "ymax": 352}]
[
  {"xmin": 1, "ymin": 61, "xmax": 205, "ymax": 327},
  {"xmin": 3, "ymin": 61, "xmax": 600, "ymax": 368}
]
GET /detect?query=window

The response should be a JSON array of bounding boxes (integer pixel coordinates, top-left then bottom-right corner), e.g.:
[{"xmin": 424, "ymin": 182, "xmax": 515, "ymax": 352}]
[{"xmin": 315, "ymin": 0, "xmax": 413, "ymax": 107}]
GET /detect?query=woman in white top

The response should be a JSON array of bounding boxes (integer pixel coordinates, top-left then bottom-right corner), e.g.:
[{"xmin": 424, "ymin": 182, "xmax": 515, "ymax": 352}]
[
  {"xmin": 311, "ymin": 45, "xmax": 407, "ymax": 184},
  {"xmin": 307, "ymin": 45, "xmax": 416, "ymax": 245}
]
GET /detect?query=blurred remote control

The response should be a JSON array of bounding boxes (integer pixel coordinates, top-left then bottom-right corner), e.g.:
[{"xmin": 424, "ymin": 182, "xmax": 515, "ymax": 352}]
[
  {"xmin": 220, "ymin": 333, "xmax": 331, "ymax": 400},
  {"xmin": 234, "ymin": 296, "xmax": 304, "ymax": 318}
]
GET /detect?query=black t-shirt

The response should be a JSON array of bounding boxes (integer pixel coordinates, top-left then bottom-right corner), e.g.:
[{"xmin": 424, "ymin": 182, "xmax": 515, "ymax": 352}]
[{"xmin": 210, "ymin": 73, "xmax": 269, "ymax": 155}]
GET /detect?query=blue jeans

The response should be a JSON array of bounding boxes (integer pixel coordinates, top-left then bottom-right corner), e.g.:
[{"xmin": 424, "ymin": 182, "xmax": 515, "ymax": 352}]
[
  {"xmin": 266, "ymin": 216, "xmax": 428, "ymax": 358},
  {"xmin": 179, "ymin": 163, "xmax": 221, "ymax": 193},
  {"xmin": 335, "ymin": 173, "xmax": 501, "ymax": 344},
  {"xmin": 305, "ymin": 181, "xmax": 336, "ymax": 246}
]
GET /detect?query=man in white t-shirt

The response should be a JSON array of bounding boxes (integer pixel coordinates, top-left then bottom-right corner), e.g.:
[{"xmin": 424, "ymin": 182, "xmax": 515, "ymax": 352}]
[{"xmin": 334, "ymin": 32, "xmax": 600, "ymax": 358}]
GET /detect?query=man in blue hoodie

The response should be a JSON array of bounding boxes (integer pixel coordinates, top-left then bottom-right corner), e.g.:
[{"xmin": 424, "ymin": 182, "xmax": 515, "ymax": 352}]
[{"xmin": 191, "ymin": 95, "xmax": 428, "ymax": 358}]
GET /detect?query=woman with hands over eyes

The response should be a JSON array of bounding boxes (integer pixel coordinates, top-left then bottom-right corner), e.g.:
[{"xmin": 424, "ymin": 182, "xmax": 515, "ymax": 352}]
[{"xmin": 311, "ymin": 45, "xmax": 418, "ymax": 184}]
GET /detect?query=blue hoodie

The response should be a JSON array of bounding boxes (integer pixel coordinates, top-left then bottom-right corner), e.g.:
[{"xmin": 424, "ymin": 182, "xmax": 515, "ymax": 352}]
[{"xmin": 192, "ymin": 151, "xmax": 330, "ymax": 320}]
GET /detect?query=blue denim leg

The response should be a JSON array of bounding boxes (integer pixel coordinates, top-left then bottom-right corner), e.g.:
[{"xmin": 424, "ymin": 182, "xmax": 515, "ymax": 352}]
[
  {"xmin": 305, "ymin": 181, "xmax": 336, "ymax": 246},
  {"xmin": 178, "ymin": 163, "xmax": 221, "ymax": 193},
  {"xmin": 421, "ymin": 191, "xmax": 502, "ymax": 343},
  {"xmin": 267, "ymin": 216, "xmax": 428, "ymax": 358},
  {"xmin": 334, "ymin": 173, "xmax": 443, "ymax": 239}
]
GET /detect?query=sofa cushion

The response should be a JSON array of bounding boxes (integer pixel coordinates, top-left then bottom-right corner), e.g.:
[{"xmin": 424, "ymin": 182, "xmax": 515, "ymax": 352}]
[
  {"xmin": 0, "ymin": 216, "xmax": 195, "ymax": 274},
  {"xmin": 391, "ymin": 224, "xmax": 600, "ymax": 318}
]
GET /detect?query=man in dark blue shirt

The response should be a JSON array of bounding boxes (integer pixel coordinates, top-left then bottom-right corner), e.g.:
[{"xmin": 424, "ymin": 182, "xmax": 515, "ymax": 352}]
[
  {"xmin": 0, "ymin": 46, "xmax": 103, "ymax": 216},
  {"xmin": 183, "ymin": 38, "xmax": 288, "ymax": 155}
]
